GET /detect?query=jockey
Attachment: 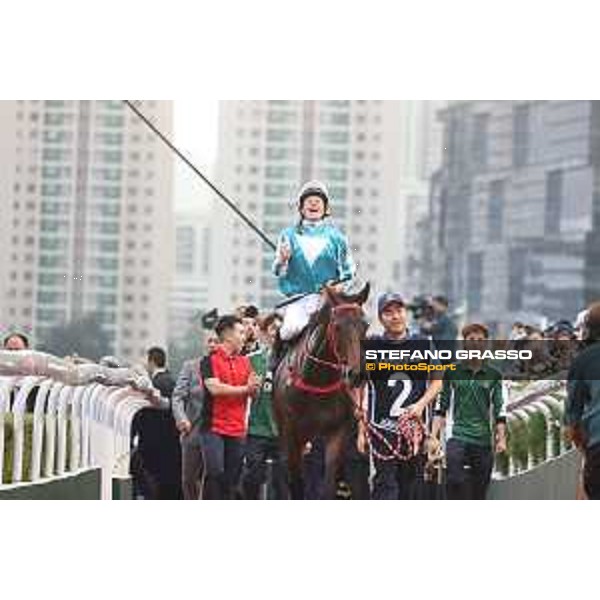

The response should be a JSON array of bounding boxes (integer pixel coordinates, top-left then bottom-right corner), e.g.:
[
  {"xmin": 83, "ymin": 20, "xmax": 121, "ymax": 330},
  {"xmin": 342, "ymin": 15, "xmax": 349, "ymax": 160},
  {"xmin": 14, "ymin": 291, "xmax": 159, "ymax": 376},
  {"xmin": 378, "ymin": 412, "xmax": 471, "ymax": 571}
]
[{"xmin": 272, "ymin": 180, "xmax": 355, "ymax": 342}]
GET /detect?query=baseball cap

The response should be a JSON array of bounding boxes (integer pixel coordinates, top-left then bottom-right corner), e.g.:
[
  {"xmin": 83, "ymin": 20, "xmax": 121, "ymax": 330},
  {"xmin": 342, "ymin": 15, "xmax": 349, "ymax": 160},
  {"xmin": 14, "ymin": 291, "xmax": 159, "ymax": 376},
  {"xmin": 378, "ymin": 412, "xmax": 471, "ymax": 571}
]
[
  {"xmin": 552, "ymin": 320, "xmax": 574, "ymax": 333},
  {"xmin": 377, "ymin": 293, "xmax": 406, "ymax": 315}
]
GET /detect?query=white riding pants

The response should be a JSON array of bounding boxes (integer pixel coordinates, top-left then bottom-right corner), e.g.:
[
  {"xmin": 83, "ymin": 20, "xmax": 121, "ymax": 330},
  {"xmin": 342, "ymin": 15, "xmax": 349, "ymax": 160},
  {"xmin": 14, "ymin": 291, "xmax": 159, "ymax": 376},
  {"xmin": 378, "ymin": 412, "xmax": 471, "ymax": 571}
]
[{"xmin": 279, "ymin": 293, "xmax": 323, "ymax": 341}]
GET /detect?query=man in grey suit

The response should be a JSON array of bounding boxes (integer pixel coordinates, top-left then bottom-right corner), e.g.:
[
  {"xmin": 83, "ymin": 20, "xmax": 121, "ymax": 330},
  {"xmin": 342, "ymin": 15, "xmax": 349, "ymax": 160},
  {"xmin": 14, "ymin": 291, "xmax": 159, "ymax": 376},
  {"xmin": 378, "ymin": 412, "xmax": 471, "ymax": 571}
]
[{"xmin": 172, "ymin": 355, "xmax": 207, "ymax": 500}]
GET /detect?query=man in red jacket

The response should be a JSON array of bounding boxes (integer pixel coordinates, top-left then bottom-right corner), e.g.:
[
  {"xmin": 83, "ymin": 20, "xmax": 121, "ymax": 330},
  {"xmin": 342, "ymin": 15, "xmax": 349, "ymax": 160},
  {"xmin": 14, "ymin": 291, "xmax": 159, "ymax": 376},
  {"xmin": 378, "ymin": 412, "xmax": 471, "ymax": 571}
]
[{"xmin": 199, "ymin": 315, "xmax": 261, "ymax": 499}]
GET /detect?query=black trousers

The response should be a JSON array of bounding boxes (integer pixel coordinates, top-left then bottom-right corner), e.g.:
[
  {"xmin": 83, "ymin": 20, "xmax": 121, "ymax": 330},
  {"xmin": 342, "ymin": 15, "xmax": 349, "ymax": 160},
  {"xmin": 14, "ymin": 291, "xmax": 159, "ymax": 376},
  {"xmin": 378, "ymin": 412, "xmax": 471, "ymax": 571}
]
[
  {"xmin": 446, "ymin": 438, "xmax": 493, "ymax": 500},
  {"xmin": 130, "ymin": 408, "xmax": 182, "ymax": 500},
  {"xmin": 584, "ymin": 443, "xmax": 600, "ymax": 500},
  {"xmin": 241, "ymin": 435, "xmax": 288, "ymax": 499},
  {"xmin": 340, "ymin": 436, "xmax": 370, "ymax": 500},
  {"xmin": 372, "ymin": 455, "xmax": 424, "ymax": 500}
]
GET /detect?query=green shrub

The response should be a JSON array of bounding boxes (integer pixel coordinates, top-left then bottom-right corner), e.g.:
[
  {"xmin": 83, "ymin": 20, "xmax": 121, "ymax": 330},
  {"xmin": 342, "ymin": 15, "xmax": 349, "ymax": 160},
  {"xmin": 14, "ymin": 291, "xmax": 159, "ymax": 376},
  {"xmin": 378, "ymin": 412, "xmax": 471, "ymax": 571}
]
[
  {"xmin": 527, "ymin": 412, "xmax": 547, "ymax": 465},
  {"xmin": 508, "ymin": 418, "xmax": 529, "ymax": 472},
  {"xmin": 2, "ymin": 415, "xmax": 72, "ymax": 484},
  {"xmin": 2, "ymin": 414, "xmax": 35, "ymax": 484}
]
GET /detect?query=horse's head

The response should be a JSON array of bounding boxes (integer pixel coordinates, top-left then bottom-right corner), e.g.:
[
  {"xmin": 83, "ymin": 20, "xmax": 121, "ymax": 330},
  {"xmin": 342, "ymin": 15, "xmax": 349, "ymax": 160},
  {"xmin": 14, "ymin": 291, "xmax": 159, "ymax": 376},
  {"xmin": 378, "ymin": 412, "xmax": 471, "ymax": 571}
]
[{"xmin": 315, "ymin": 282, "xmax": 370, "ymax": 385}]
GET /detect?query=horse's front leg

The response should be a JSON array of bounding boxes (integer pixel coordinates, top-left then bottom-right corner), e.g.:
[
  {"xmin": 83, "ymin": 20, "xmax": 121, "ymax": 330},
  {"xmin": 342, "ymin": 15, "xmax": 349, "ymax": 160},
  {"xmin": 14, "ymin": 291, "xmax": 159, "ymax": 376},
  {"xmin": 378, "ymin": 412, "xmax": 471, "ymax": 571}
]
[
  {"xmin": 286, "ymin": 432, "xmax": 305, "ymax": 500},
  {"xmin": 323, "ymin": 428, "xmax": 348, "ymax": 500}
]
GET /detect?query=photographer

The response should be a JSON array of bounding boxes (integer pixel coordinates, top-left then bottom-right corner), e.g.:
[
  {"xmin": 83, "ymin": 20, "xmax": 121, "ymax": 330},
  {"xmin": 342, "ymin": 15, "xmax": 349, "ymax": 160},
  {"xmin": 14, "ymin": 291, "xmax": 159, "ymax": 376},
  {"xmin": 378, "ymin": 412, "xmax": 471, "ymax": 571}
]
[{"xmin": 419, "ymin": 295, "xmax": 458, "ymax": 344}]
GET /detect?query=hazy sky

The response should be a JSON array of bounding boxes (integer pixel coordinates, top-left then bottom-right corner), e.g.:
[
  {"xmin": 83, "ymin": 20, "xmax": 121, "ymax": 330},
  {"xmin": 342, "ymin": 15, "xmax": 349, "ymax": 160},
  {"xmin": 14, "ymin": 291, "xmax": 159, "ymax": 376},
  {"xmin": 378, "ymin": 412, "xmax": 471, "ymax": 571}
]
[{"xmin": 173, "ymin": 99, "xmax": 219, "ymax": 212}]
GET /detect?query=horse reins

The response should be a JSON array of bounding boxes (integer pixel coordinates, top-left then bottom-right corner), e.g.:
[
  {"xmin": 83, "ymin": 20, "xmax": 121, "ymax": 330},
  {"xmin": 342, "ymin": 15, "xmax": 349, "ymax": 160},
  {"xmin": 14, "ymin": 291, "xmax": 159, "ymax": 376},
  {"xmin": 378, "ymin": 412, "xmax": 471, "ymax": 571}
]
[
  {"xmin": 287, "ymin": 302, "xmax": 427, "ymax": 461},
  {"xmin": 358, "ymin": 409, "xmax": 426, "ymax": 462},
  {"xmin": 288, "ymin": 303, "xmax": 362, "ymax": 396}
]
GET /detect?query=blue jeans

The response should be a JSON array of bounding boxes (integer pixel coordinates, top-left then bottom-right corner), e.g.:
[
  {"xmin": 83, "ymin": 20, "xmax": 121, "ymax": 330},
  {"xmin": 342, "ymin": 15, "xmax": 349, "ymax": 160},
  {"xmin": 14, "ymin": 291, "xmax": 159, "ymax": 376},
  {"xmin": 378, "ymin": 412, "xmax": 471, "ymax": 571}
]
[{"xmin": 199, "ymin": 431, "xmax": 245, "ymax": 500}]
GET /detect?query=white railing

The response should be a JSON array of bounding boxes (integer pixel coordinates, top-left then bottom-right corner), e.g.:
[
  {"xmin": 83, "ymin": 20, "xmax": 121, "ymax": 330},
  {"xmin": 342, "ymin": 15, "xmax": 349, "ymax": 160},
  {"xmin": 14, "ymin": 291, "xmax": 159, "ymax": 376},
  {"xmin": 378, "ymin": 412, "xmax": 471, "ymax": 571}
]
[
  {"xmin": 495, "ymin": 379, "xmax": 569, "ymax": 479},
  {"xmin": 0, "ymin": 350, "xmax": 159, "ymax": 499}
]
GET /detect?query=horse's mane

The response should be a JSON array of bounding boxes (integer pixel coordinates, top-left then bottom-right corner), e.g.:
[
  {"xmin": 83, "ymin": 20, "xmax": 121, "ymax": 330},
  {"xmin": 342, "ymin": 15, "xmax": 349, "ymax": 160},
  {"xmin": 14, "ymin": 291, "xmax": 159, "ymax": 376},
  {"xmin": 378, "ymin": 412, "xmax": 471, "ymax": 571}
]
[{"xmin": 307, "ymin": 301, "xmax": 329, "ymax": 329}]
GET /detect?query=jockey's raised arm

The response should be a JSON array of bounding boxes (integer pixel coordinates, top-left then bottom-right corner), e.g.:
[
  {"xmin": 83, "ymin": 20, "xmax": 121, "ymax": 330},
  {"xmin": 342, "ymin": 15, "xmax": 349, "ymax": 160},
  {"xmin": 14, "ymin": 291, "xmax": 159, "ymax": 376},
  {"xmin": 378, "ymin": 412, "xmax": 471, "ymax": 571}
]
[{"xmin": 272, "ymin": 231, "xmax": 292, "ymax": 277}]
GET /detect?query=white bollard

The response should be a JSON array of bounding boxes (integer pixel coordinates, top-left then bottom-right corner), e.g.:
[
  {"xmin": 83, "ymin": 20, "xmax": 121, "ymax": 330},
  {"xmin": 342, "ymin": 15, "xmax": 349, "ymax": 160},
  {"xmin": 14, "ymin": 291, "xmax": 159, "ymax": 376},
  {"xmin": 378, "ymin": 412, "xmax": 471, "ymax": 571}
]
[
  {"xmin": 56, "ymin": 386, "xmax": 75, "ymax": 475},
  {"xmin": 31, "ymin": 380, "xmax": 54, "ymax": 481},
  {"xmin": 44, "ymin": 383, "xmax": 65, "ymax": 478},
  {"xmin": 513, "ymin": 409, "xmax": 531, "ymax": 471},
  {"xmin": 0, "ymin": 379, "xmax": 14, "ymax": 483},
  {"xmin": 91, "ymin": 387, "xmax": 122, "ymax": 500},
  {"xmin": 68, "ymin": 386, "xmax": 87, "ymax": 472},
  {"xmin": 82, "ymin": 385, "xmax": 105, "ymax": 468},
  {"xmin": 532, "ymin": 398, "xmax": 556, "ymax": 461},
  {"xmin": 12, "ymin": 376, "xmax": 45, "ymax": 483},
  {"xmin": 113, "ymin": 394, "xmax": 148, "ymax": 479},
  {"xmin": 1, "ymin": 352, "xmax": 155, "ymax": 497},
  {"xmin": 506, "ymin": 414, "xmax": 518, "ymax": 476}
]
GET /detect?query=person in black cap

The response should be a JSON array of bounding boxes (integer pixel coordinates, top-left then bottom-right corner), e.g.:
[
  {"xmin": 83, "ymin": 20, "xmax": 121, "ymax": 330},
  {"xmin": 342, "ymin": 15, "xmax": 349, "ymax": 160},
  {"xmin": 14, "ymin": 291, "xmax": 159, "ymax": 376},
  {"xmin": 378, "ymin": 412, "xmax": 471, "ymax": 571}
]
[{"xmin": 364, "ymin": 293, "xmax": 443, "ymax": 499}]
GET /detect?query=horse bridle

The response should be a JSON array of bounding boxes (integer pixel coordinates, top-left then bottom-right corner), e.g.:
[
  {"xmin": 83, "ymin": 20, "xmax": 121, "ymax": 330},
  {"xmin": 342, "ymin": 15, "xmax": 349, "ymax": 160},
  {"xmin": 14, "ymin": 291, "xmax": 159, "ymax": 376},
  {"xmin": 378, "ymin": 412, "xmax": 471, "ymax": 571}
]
[
  {"xmin": 290, "ymin": 303, "xmax": 364, "ymax": 395},
  {"xmin": 288, "ymin": 300, "xmax": 429, "ymax": 461}
]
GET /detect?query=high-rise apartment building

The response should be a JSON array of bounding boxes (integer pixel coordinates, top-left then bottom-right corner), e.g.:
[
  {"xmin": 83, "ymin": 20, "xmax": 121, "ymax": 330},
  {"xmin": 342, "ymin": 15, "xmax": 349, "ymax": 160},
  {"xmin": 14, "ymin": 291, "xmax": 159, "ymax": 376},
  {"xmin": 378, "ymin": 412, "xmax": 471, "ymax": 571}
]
[
  {"xmin": 169, "ymin": 207, "xmax": 211, "ymax": 345},
  {"xmin": 0, "ymin": 100, "xmax": 174, "ymax": 362},
  {"xmin": 393, "ymin": 100, "xmax": 445, "ymax": 297},
  {"xmin": 429, "ymin": 100, "xmax": 600, "ymax": 329}
]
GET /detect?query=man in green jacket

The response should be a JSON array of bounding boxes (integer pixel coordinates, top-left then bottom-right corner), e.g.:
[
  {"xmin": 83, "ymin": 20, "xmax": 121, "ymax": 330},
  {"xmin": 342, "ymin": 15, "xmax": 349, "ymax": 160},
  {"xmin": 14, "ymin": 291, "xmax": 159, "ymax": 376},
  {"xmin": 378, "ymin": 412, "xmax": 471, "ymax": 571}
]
[
  {"xmin": 432, "ymin": 323, "xmax": 507, "ymax": 500},
  {"xmin": 241, "ymin": 313, "xmax": 288, "ymax": 499}
]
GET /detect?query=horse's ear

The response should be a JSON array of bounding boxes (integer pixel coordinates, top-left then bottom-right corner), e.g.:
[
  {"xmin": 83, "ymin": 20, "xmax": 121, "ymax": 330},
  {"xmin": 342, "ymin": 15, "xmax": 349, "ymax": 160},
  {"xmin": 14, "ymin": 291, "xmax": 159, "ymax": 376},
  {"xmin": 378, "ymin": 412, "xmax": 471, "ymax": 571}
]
[
  {"xmin": 348, "ymin": 282, "xmax": 370, "ymax": 306},
  {"xmin": 338, "ymin": 281, "xmax": 370, "ymax": 305},
  {"xmin": 357, "ymin": 281, "xmax": 371, "ymax": 305}
]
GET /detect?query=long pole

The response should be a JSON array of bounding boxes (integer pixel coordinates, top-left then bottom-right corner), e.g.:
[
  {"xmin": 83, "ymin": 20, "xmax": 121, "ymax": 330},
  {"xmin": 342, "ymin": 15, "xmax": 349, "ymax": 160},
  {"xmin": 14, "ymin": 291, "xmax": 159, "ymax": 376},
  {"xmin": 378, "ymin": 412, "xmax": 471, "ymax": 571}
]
[{"xmin": 123, "ymin": 100, "xmax": 276, "ymax": 251}]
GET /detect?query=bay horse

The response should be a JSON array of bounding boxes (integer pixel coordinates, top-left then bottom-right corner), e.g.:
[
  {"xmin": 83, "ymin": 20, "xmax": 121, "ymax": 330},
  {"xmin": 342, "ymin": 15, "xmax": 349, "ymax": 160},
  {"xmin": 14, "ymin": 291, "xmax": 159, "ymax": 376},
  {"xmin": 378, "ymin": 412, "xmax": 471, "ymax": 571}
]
[{"xmin": 273, "ymin": 282, "xmax": 370, "ymax": 499}]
